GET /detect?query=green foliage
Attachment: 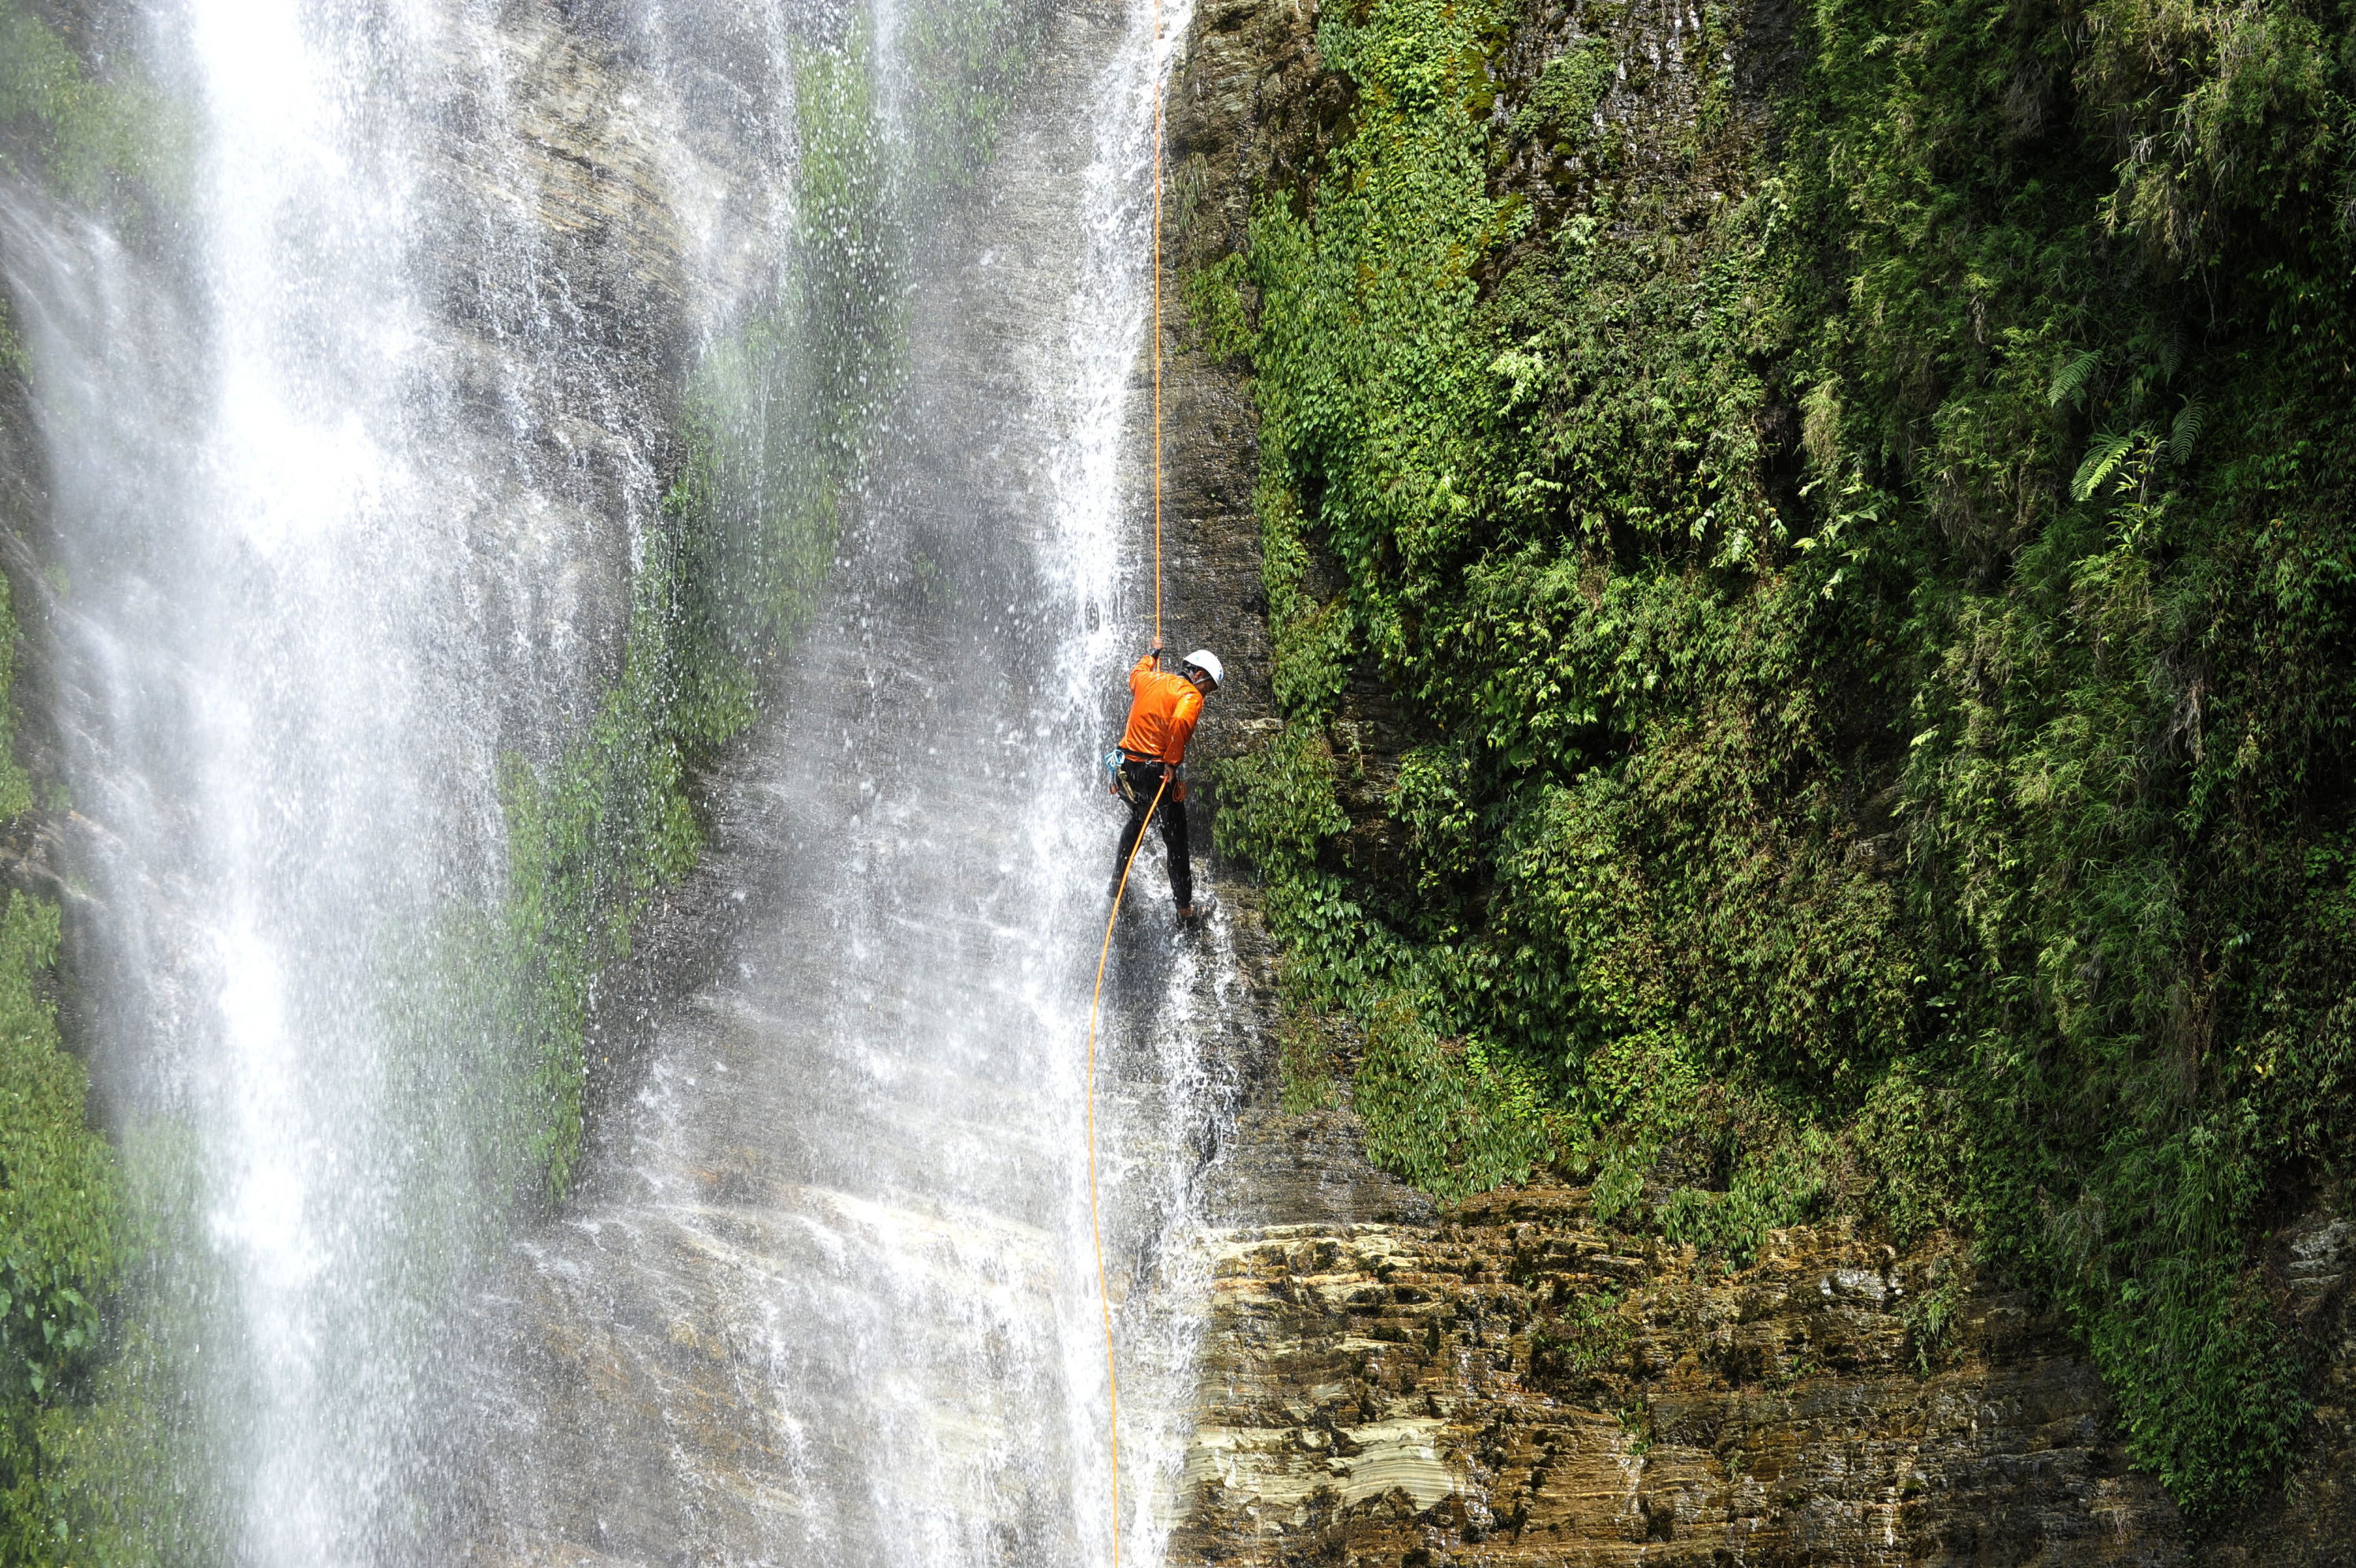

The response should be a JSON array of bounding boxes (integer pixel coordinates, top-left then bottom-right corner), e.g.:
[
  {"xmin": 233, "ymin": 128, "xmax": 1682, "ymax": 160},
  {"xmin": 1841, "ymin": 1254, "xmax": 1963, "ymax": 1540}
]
[
  {"xmin": 1275, "ymin": 1010, "xmax": 1337, "ymax": 1113},
  {"xmin": 893, "ymin": 0, "xmax": 1051, "ymax": 199},
  {"xmin": 31, "ymin": 1120, "xmax": 232, "ymax": 1566},
  {"xmin": 1256, "ymin": 484, "xmax": 1357, "ymax": 720},
  {"xmin": 1246, "ymin": 0, "xmax": 1507, "ymax": 672},
  {"xmin": 0, "ymin": 387, "xmax": 218, "ymax": 1562},
  {"xmin": 497, "ymin": 554, "xmax": 725, "ymax": 1201},
  {"xmin": 0, "ymin": 0, "xmax": 185, "ymax": 210},
  {"xmin": 0, "ymin": 254, "xmax": 138, "ymax": 1557},
  {"xmin": 792, "ymin": 34, "xmax": 907, "ymax": 459},
  {"xmin": 1211, "ymin": 0, "xmax": 2356, "ymax": 1516},
  {"xmin": 1182, "ymin": 254, "xmax": 1257, "ymax": 363},
  {"xmin": 0, "ymin": 574, "xmax": 34, "ymax": 825},
  {"xmin": 1850, "ymin": 1057, "xmax": 1967, "ymax": 1248},
  {"xmin": 0, "ymin": 299, "xmax": 24, "ymax": 383},
  {"xmin": 1353, "ymin": 992, "xmax": 1552, "ymax": 1200},
  {"xmin": 1507, "ymin": 35, "xmax": 1615, "ymax": 148},
  {"xmin": 1528, "ymin": 1283, "xmax": 1630, "ymax": 1387},
  {"xmin": 0, "ymin": 897, "xmax": 112, "ymax": 1403},
  {"xmin": 1901, "ymin": 1251, "xmax": 1969, "ymax": 1374},
  {"xmin": 0, "ymin": 894, "xmax": 126, "ymax": 1566},
  {"xmin": 1213, "ymin": 720, "xmax": 1347, "ymax": 879},
  {"xmin": 1655, "ymin": 1122, "xmax": 1836, "ymax": 1261}
]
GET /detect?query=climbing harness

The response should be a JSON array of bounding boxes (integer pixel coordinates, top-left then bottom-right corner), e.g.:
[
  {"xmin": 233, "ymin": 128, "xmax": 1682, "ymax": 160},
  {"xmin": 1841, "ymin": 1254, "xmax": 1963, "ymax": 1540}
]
[{"xmin": 1082, "ymin": 5, "xmax": 1170, "ymax": 1562}]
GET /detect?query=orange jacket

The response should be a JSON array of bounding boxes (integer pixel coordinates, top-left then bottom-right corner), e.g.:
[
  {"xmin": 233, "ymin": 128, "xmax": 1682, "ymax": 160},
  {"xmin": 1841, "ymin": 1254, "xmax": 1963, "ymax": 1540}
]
[{"xmin": 1120, "ymin": 656, "xmax": 1203, "ymax": 774}]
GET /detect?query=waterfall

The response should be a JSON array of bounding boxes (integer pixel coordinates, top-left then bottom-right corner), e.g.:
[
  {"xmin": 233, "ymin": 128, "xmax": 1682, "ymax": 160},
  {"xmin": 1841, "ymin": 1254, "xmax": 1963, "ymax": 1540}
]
[
  {"xmin": 0, "ymin": 0, "xmax": 1224, "ymax": 1561},
  {"xmin": 443, "ymin": 0, "xmax": 1234, "ymax": 1559},
  {"xmin": 5, "ymin": 2, "xmax": 541, "ymax": 1553}
]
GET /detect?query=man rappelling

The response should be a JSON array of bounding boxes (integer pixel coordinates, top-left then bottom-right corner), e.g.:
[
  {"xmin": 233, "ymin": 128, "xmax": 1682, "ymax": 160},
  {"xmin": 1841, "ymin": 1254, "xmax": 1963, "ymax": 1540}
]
[{"xmin": 1109, "ymin": 637, "xmax": 1223, "ymax": 920}]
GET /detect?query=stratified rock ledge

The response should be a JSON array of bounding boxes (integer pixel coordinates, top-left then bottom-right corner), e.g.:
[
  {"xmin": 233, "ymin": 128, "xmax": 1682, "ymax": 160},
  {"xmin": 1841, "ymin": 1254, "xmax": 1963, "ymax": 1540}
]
[{"xmin": 1173, "ymin": 1192, "xmax": 2181, "ymax": 1565}]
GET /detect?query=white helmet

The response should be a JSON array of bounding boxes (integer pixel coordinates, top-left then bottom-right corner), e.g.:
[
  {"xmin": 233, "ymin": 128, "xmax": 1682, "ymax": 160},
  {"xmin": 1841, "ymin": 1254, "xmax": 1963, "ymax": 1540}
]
[{"xmin": 1182, "ymin": 649, "xmax": 1224, "ymax": 689}]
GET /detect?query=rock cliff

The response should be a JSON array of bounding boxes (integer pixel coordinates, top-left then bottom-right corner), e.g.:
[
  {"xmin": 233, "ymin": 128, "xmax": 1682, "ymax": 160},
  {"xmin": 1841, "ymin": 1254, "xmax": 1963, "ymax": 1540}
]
[
  {"xmin": 1176, "ymin": 1198, "xmax": 2173, "ymax": 1565},
  {"xmin": 1156, "ymin": 0, "xmax": 2356, "ymax": 1560}
]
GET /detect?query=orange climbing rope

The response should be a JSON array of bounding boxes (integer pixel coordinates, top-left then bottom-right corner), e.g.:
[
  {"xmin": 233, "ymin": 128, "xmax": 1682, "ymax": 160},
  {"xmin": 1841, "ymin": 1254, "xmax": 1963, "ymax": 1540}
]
[
  {"xmin": 1084, "ymin": 6, "xmax": 1169, "ymax": 1563},
  {"xmin": 1151, "ymin": 13, "xmax": 1165, "ymax": 643},
  {"xmin": 1085, "ymin": 769, "xmax": 1163, "ymax": 1568}
]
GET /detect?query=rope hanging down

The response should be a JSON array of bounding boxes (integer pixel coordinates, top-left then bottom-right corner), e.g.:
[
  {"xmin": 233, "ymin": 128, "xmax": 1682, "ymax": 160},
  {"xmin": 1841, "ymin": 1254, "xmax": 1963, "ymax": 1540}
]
[
  {"xmin": 1151, "ymin": 2, "xmax": 1165, "ymax": 648},
  {"xmin": 1085, "ymin": 5, "xmax": 1168, "ymax": 1564},
  {"xmin": 1085, "ymin": 772, "xmax": 1161, "ymax": 1567}
]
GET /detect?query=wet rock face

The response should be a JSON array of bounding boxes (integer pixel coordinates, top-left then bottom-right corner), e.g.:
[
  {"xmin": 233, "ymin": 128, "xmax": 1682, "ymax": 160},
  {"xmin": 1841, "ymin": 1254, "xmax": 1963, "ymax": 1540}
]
[
  {"xmin": 406, "ymin": 1, "xmax": 788, "ymax": 759},
  {"xmin": 1171, "ymin": 1193, "xmax": 2186, "ymax": 1566},
  {"xmin": 2202, "ymin": 1212, "xmax": 2356, "ymax": 1568},
  {"xmin": 437, "ymin": 0, "xmax": 1176, "ymax": 1555}
]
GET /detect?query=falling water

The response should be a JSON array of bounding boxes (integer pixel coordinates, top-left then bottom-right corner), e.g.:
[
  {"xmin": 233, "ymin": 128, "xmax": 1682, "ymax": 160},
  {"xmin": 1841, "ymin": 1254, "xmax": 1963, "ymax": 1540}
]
[
  {"xmin": 442, "ymin": 0, "xmax": 1233, "ymax": 1559},
  {"xmin": 5, "ymin": 4, "xmax": 541, "ymax": 1553},
  {"xmin": 0, "ymin": 0, "xmax": 1224, "ymax": 1560}
]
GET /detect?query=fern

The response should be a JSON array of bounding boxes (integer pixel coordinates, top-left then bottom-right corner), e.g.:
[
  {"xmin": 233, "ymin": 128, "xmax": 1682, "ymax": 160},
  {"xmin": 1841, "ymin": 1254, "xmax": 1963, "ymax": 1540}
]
[
  {"xmin": 2049, "ymin": 348, "xmax": 2102, "ymax": 408},
  {"xmin": 2171, "ymin": 397, "xmax": 2204, "ymax": 467},
  {"xmin": 2071, "ymin": 429, "xmax": 2138, "ymax": 502}
]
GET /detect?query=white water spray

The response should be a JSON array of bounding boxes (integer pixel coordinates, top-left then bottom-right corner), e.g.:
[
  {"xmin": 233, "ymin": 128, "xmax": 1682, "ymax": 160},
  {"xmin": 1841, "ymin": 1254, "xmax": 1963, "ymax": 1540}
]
[{"xmin": 0, "ymin": 0, "xmax": 1228, "ymax": 1559}]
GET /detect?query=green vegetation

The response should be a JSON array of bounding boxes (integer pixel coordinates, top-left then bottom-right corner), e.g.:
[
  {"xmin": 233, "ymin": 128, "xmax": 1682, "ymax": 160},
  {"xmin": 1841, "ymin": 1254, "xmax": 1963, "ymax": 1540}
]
[
  {"xmin": 0, "ymin": 894, "xmax": 124, "ymax": 1566},
  {"xmin": 1, "ymin": 306, "xmax": 191, "ymax": 1562},
  {"xmin": 0, "ymin": 302, "xmax": 24, "ymax": 384},
  {"xmin": 0, "ymin": 579, "xmax": 30, "ymax": 828},
  {"xmin": 0, "ymin": 64, "xmax": 172, "ymax": 1541},
  {"xmin": 0, "ymin": 0, "xmax": 185, "ymax": 211},
  {"xmin": 1205, "ymin": 0, "xmax": 2356, "ymax": 1519},
  {"xmin": 29, "ymin": 1122, "xmax": 232, "ymax": 1566},
  {"xmin": 1528, "ymin": 1284, "xmax": 1629, "ymax": 1386},
  {"xmin": 894, "ymin": 0, "xmax": 1053, "ymax": 199},
  {"xmin": 1, "ymin": 0, "xmax": 172, "ymax": 397},
  {"xmin": 0, "ymin": 565, "xmax": 145, "ymax": 1567}
]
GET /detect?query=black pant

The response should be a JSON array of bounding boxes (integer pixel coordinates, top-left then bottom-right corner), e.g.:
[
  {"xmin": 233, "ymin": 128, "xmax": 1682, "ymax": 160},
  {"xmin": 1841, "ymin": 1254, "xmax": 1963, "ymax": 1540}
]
[{"xmin": 1113, "ymin": 758, "xmax": 1191, "ymax": 908}]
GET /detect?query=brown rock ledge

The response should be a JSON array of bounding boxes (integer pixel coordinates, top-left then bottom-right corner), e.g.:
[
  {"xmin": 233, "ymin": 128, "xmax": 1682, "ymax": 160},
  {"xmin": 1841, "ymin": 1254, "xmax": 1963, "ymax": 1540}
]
[{"xmin": 1170, "ymin": 1192, "xmax": 2183, "ymax": 1565}]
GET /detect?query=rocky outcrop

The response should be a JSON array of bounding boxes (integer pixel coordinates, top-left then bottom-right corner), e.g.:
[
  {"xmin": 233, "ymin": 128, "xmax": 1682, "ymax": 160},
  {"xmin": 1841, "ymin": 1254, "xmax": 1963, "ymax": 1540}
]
[
  {"xmin": 1156, "ymin": 0, "xmax": 2356, "ymax": 1561},
  {"xmin": 1165, "ymin": 1190, "xmax": 2356, "ymax": 1564},
  {"xmin": 1173, "ymin": 1193, "xmax": 2182, "ymax": 1565}
]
